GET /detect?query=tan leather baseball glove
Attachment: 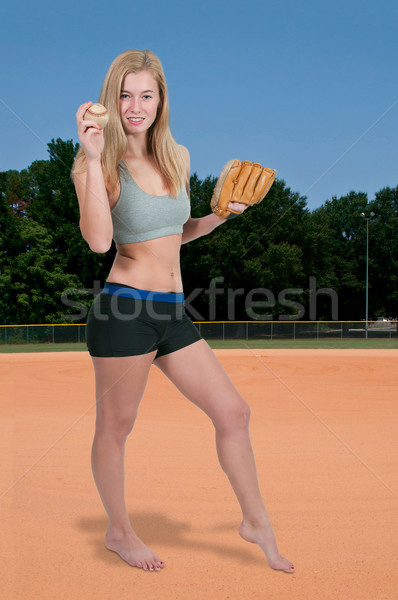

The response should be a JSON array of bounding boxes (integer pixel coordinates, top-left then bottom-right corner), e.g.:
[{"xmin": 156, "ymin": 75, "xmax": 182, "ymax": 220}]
[{"xmin": 210, "ymin": 159, "xmax": 277, "ymax": 220}]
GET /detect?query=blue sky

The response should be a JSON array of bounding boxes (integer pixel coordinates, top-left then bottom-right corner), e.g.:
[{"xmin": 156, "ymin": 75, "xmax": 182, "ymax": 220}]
[{"xmin": 1, "ymin": 0, "xmax": 397, "ymax": 210}]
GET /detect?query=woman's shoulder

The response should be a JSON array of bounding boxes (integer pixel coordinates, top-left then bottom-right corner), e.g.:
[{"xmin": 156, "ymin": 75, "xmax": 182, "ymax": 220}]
[
  {"xmin": 178, "ymin": 144, "xmax": 190, "ymax": 161},
  {"xmin": 178, "ymin": 144, "xmax": 190, "ymax": 179}
]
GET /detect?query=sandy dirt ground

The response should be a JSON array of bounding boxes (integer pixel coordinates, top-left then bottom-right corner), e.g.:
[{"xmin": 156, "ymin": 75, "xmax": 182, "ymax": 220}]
[{"xmin": 1, "ymin": 348, "xmax": 397, "ymax": 600}]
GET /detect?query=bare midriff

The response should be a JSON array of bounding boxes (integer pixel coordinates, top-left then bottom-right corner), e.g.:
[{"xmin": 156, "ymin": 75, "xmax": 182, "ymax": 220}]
[{"xmin": 107, "ymin": 234, "xmax": 183, "ymax": 293}]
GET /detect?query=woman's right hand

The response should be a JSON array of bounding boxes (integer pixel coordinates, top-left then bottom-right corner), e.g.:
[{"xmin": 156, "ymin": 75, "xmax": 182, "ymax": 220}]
[{"xmin": 76, "ymin": 101, "xmax": 105, "ymax": 160}]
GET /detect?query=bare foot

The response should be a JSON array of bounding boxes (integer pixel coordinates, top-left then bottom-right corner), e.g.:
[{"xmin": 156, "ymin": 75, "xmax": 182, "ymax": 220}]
[
  {"xmin": 105, "ymin": 529, "xmax": 165, "ymax": 571},
  {"xmin": 238, "ymin": 520, "xmax": 295, "ymax": 573}
]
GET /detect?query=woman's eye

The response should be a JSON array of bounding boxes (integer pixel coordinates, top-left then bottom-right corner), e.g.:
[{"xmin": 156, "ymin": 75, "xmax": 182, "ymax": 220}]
[
  {"xmin": 120, "ymin": 93, "xmax": 129, "ymax": 99},
  {"xmin": 143, "ymin": 95, "xmax": 152, "ymax": 100}
]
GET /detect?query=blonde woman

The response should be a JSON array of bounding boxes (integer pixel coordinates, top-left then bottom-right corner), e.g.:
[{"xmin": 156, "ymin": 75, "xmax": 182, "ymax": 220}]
[{"xmin": 73, "ymin": 49, "xmax": 294, "ymax": 574}]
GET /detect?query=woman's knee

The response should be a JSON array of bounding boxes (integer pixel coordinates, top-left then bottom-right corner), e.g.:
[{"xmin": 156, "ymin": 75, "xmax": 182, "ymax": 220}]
[
  {"xmin": 213, "ymin": 399, "xmax": 251, "ymax": 434},
  {"xmin": 95, "ymin": 409, "xmax": 138, "ymax": 444}
]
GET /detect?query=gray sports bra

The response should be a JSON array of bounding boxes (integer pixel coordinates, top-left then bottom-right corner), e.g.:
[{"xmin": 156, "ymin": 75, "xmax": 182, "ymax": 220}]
[{"xmin": 111, "ymin": 161, "xmax": 190, "ymax": 244}]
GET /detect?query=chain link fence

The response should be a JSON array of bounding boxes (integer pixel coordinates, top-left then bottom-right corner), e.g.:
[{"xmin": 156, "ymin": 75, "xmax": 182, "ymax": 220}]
[
  {"xmin": 0, "ymin": 324, "xmax": 86, "ymax": 345},
  {"xmin": 195, "ymin": 321, "xmax": 398, "ymax": 340},
  {"xmin": 1, "ymin": 321, "xmax": 397, "ymax": 345}
]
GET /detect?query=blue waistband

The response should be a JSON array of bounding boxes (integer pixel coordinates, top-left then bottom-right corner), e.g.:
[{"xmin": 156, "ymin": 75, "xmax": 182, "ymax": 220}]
[{"xmin": 102, "ymin": 283, "xmax": 185, "ymax": 303}]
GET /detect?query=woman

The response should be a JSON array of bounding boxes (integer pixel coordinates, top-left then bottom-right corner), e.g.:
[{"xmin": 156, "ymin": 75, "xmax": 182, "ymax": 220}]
[{"xmin": 73, "ymin": 49, "xmax": 294, "ymax": 574}]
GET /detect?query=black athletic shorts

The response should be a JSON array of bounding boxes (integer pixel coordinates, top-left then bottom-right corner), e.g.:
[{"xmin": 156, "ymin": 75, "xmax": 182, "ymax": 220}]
[{"xmin": 85, "ymin": 282, "xmax": 202, "ymax": 358}]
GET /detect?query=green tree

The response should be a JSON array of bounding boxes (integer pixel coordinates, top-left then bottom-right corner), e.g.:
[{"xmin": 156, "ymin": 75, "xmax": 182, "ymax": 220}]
[
  {"xmin": 2, "ymin": 140, "xmax": 396, "ymax": 325},
  {"xmin": 0, "ymin": 169, "xmax": 30, "ymax": 217},
  {"xmin": 0, "ymin": 177, "xmax": 26, "ymax": 323},
  {"xmin": 1, "ymin": 139, "xmax": 113, "ymax": 324},
  {"xmin": 310, "ymin": 191, "xmax": 370, "ymax": 320},
  {"xmin": 1, "ymin": 218, "xmax": 82, "ymax": 324},
  {"xmin": 27, "ymin": 138, "xmax": 113, "ymax": 287},
  {"xmin": 181, "ymin": 176, "xmax": 311, "ymax": 320},
  {"xmin": 368, "ymin": 186, "xmax": 398, "ymax": 318}
]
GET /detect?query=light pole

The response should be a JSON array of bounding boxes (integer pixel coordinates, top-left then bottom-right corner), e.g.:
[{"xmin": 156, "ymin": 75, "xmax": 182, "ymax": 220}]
[{"xmin": 360, "ymin": 211, "xmax": 375, "ymax": 339}]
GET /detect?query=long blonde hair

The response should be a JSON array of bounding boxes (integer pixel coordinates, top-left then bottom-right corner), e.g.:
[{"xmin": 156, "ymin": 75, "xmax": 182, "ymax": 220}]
[{"xmin": 72, "ymin": 49, "xmax": 186, "ymax": 197}]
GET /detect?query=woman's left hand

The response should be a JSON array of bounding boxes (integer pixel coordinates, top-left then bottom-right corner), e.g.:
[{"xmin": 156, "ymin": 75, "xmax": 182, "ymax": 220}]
[{"xmin": 227, "ymin": 202, "xmax": 249, "ymax": 215}]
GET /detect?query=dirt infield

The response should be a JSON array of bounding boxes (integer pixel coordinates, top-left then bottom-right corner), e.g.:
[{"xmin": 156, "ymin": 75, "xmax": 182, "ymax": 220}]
[{"xmin": 1, "ymin": 349, "xmax": 397, "ymax": 599}]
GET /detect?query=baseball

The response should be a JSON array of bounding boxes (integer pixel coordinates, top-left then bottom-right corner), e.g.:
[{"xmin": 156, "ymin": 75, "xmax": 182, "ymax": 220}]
[{"xmin": 83, "ymin": 103, "xmax": 109, "ymax": 129}]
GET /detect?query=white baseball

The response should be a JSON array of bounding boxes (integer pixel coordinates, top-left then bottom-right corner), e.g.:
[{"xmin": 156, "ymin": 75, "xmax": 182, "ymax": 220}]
[{"xmin": 83, "ymin": 103, "xmax": 109, "ymax": 129}]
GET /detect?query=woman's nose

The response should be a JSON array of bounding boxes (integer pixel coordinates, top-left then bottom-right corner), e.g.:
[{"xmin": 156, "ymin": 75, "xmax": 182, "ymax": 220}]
[{"xmin": 129, "ymin": 98, "xmax": 141, "ymax": 112}]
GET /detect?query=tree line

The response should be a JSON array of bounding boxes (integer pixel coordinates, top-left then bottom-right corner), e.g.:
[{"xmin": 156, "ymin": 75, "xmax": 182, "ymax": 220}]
[{"xmin": 1, "ymin": 138, "xmax": 397, "ymax": 324}]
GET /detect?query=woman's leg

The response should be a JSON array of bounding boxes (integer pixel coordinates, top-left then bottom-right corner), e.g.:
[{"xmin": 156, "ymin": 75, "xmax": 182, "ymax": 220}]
[
  {"xmin": 91, "ymin": 351, "xmax": 165, "ymax": 571},
  {"xmin": 154, "ymin": 340, "xmax": 294, "ymax": 573}
]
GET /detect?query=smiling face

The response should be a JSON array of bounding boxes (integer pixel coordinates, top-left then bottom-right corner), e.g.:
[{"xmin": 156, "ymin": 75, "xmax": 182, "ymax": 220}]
[{"xmin": 119, "ymin": 70, "xmax": 160, "ymax": 136}]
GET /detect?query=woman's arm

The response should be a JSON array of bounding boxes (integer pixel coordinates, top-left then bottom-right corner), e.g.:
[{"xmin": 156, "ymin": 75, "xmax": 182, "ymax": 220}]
[
  {"xmin": 179, "ymin": 145, "xmax": 248, "ymax": 244},
  {"xmin": 73, "ymin": 102, "xmax": 113, "ymax": 253},
  {"xmin": 74, "ymin": 159, "xmax": 114, "ymax": 253},
  {"xmin": 181, "ymin": 213, "xmax": 225, "ymax": 244}
]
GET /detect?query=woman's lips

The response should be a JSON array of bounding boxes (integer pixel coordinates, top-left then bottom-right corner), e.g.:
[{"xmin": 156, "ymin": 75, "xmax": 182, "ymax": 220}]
[{"xmin": 128, "ymin": 117, "xmax": 144, "ymax": 124}]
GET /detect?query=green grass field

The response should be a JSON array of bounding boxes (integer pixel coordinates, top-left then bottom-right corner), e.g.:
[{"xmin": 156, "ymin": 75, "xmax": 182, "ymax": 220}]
[{"xmin": 1, "ymin": 338, "xmax": 398, "ymax": 353}]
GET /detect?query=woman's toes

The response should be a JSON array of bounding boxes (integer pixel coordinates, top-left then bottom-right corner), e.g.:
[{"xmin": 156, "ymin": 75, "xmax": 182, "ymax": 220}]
[
  {"xmin": 282, "ymin": 560, "xmax": 295, "ymax": 573},
  {"xmin": 153, "ymin": 557, "xmax": 164, "ymax": 569}
]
